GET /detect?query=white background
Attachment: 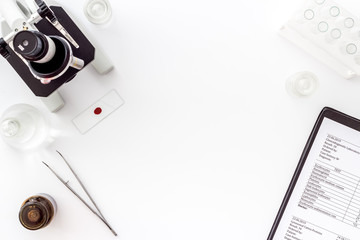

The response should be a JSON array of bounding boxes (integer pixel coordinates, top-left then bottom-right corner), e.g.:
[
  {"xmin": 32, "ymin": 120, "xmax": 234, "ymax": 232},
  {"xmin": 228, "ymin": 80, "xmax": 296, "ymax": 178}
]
[{"xmin": 1, "ymin": 0, "xmax": 360, "ymax": 239}]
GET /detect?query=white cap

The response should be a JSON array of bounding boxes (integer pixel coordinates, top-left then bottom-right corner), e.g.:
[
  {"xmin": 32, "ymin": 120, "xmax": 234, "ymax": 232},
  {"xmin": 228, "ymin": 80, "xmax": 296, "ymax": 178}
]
[
  {"xmin": 84, "ymin": 0, "xmax": 112, "ymax": 24},
  {"xmin": 1, "ymin": 119, "xmax": 20, "ymax": 137},
  {"xmin": 286, "ymin": 71, "xmax": 319, "ymax": 97}
]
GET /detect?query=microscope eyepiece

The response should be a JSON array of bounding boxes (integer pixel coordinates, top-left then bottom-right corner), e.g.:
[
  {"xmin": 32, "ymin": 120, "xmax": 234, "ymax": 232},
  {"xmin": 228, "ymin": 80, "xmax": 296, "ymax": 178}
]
[
  {"xmin": 13, "ymin": 31, "xmax": 55, "ymax": 63},
  {"xmin": 12, "ymin": 31, "xmax": 85, "ymax": 84}
]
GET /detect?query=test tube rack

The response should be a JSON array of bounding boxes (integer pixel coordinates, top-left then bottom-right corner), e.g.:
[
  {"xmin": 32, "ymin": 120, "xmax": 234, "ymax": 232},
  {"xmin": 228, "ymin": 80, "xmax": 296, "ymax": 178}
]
[{"xmin": 280, "ymin": 0, "xmax": 360, "ymax": 79}]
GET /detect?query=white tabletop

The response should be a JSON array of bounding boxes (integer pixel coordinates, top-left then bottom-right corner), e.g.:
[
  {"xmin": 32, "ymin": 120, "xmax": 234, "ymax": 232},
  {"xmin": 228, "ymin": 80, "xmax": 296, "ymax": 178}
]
[{"xmin": 1, "ymin": 0, "xmax": 360, "ymax": 239}]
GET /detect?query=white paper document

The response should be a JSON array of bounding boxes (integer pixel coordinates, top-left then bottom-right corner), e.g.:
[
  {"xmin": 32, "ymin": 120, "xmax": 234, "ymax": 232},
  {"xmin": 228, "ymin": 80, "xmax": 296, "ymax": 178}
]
[{"xmin": 273, "ymin": 117, "xmax": 360, "ymax": 240}]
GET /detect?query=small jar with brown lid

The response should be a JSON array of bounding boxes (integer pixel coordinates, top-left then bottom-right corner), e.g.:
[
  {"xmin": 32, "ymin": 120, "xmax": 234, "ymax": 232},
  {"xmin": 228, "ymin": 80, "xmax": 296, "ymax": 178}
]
[{"xmin": 19, "ymin": 193, "xmax": 57, "ymax": 230}]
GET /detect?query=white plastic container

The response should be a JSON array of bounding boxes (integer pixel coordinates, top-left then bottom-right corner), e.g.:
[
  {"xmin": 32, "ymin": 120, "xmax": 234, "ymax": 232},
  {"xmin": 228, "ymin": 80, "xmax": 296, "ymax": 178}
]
[
  {"xmin": 84, "ymin": 0, "xmax": 112, "ymax": 25},
  {"xmin": 280, "ymin": 0, "xmax": 360, "ymax": 79},
  {"xmin": 286, "ymin": 71, "xmax": 319, "ymax": 97}
]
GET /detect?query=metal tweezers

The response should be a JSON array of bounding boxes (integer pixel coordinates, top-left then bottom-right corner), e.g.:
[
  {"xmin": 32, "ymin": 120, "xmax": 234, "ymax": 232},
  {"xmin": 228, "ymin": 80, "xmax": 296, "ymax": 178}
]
[{"xmin": 43, "ymin": 150, "xmax": 117, "ymax": 236}]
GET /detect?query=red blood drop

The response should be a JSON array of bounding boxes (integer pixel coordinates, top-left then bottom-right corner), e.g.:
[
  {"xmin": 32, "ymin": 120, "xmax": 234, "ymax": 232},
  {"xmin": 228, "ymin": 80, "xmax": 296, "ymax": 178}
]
[{"xmin": 94, "ymin": 107, "xmax": 102, "ymax": 115}]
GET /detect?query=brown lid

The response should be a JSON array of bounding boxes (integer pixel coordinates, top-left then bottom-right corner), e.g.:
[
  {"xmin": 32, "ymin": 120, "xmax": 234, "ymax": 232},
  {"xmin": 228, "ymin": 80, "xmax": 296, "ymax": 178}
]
[{"xmin": 19, "ymin": 202, "xmax": 49, "ymax": 230}]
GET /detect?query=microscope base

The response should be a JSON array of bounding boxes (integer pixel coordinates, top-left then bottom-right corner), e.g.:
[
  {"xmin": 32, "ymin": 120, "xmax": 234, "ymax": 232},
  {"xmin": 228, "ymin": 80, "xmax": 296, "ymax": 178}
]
[{"xmin": 40, "ymin": 91, "xmax": 65, "ymax": 112}]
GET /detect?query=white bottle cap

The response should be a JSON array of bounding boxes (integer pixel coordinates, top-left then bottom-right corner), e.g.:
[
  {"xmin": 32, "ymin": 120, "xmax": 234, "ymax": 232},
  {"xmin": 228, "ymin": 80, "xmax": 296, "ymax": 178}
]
[
  {"xmin": 1, "ymin": 119, "xmax": 20, "ymax": 137},
  {"xmin": 84, "ymin": 0, "xmax": 112, "ymax": 24},
  {"xmin": 286, "ymin": 71, "xmax": 319, "ymax": 97}
]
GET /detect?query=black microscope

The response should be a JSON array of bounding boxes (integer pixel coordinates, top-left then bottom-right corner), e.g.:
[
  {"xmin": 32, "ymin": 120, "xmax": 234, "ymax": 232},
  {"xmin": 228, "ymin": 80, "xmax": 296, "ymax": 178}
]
[{"xmin": 0, "ymin": 0, "xmax": 112, "ymax": 111}]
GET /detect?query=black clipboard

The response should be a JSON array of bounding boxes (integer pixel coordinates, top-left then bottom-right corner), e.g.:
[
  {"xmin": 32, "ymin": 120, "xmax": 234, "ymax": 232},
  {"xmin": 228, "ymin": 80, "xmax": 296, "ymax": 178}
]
[{"xmin": 267, "ymin": 107, "xmax": 360, "ymax": 240}]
